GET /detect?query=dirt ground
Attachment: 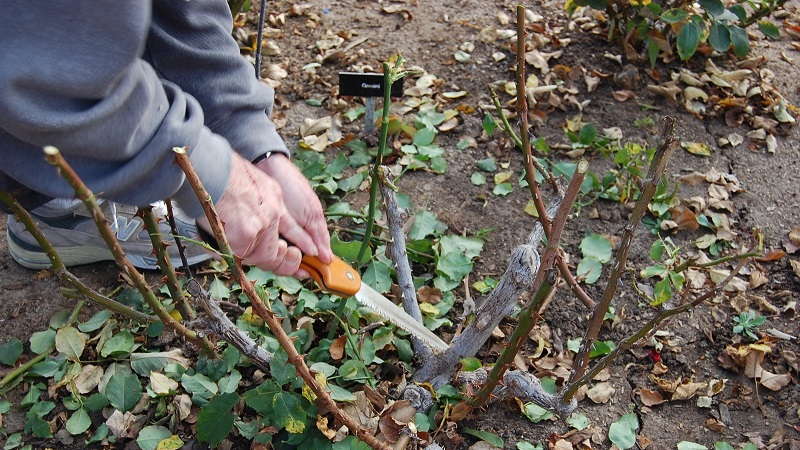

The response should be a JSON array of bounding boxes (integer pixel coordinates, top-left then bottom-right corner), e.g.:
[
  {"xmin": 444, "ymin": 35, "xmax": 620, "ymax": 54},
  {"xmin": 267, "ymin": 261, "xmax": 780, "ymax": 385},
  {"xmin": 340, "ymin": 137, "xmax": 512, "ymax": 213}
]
[{"xmin": 1, "ymin": 0, "xmax": 798, "ymax": 449}]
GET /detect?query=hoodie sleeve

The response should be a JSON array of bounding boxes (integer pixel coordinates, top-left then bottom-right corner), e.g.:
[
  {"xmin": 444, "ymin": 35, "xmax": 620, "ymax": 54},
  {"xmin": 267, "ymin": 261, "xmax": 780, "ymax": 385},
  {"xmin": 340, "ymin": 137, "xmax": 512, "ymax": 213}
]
[
  {"xmin": 0, "ymin": 2, "xmax": 232, "ymax": 218},
  {"xmin": 145, "ymin": 0, "xmax": 290, "ymax": 162}
]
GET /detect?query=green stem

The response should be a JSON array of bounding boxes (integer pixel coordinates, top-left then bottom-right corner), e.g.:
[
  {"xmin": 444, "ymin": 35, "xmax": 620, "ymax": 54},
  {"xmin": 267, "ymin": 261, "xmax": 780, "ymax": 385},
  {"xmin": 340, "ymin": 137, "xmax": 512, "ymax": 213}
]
[
  {"xmin": 356, "ymin": 59, "xmax": 404, "ymax": 265},
  {"xmin": 141, "ymin": 207, "xmax": 195, "ymax": 319},
  {"xmin": 0, "ymin": 301, "xmax": 85, "ymax": 392}
]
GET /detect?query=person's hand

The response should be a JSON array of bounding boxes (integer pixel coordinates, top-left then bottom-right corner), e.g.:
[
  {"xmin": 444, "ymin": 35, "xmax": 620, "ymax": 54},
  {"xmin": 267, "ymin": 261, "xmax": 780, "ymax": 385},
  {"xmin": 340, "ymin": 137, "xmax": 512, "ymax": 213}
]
[
  {"xmin": 256, "ymin": 153, "xmax": 333, "ymax": 264},
  {"xmin": 196, "ymin": 153, "xmax": 317, "ymax": 276}
]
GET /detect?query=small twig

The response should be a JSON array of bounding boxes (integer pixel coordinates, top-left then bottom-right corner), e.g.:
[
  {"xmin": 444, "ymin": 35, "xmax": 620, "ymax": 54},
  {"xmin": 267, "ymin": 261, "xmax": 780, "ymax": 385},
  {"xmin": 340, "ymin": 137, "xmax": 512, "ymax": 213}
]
[
  {"xmin": 254, "ymin": 0, "xmax": 267, "ymax": 79},
  {"xmin": 379, "ymin": 166, "xmax": 431, "ymax": 359},
  {"xmin": 173, "ymin": 147, "xmax": 391, "ymax": 450},
  {"xmin": 0, "ymin": 301, "xmax": 85, "ymax": 392},
  {"xmin": 164, "ymin": 199, "xmax": 193, "ymax": 277},
  {"xmin": 515, "ymin": 5, "xmax": 551, "ymax": 233},
  {"xmin": 564, "ymin": 117, "xmax": 679, "ymax": 401},
  {"xmin": 42, "ymin": 146, "xmax": 211, "ymax": 353},
  {"xmin": 1, "ymin": 191, "xmax": 156, "ymax": 323}
]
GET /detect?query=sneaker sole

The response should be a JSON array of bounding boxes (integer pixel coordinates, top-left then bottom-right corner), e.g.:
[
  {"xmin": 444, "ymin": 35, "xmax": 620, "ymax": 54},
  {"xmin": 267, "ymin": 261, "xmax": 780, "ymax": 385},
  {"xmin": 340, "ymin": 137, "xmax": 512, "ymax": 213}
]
[{"xmin": 7, "ymin": 229, "xmax": 211, "ymax": 270}]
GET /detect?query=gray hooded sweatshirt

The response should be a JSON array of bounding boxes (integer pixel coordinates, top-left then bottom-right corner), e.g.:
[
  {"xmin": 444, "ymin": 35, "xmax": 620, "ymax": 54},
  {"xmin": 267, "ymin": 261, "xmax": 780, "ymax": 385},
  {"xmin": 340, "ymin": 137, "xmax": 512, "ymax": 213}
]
[{"xmin": 0, "ymin": 0, "xmax": 288, "ymax": 218}]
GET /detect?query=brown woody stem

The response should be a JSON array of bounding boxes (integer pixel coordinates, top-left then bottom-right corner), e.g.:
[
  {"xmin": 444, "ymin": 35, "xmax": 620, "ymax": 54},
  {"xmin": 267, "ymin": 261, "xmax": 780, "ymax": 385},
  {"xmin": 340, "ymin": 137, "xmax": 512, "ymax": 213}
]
[
  {"xmin": 563, "ymin": 117, "xmax": 679, "ymax": 402},
  {"xmin": 173, "ymin": 147, "xmax": 391, "ymax": 450}
]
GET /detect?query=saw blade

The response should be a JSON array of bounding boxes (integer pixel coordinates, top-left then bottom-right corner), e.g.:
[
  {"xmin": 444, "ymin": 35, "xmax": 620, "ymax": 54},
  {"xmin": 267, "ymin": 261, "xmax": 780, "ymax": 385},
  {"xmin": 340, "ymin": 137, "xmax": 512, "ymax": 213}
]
[{"xmin": 355, "ymin": 283, "xmax": 449, "ymax": 353}]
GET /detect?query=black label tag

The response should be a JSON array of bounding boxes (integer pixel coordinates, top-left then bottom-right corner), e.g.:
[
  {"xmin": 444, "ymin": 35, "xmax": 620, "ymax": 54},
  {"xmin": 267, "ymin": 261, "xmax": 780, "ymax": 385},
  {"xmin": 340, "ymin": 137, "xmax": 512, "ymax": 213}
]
[{"xmin": 338, "ymin": 72, "xmax": 404, "ymax": 97}]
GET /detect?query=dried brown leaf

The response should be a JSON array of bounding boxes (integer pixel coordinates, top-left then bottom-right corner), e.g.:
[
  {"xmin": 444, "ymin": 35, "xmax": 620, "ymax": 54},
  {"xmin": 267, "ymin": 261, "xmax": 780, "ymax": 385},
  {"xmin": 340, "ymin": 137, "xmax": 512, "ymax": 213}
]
[
  {"xmin": 672, "ymin": 381, "xmax": 707, "ymax": 400},
  {"xmin": 612, "ymin": 90, "xmax": 636, "ymax": 101},
  {"xmin": 791, "ymin": 260, "xmax": 800, "ymax": 278},
  {"xmin": 639, "ymin": 388, "xmax": 667, "ymax": 406},
  {"xmin": 329, "ymin": 335, "xmax": 346, "ymax": 360},
  {"xmin": 586, "ymin": 382, "xmax": 615, "ymax": 403}
]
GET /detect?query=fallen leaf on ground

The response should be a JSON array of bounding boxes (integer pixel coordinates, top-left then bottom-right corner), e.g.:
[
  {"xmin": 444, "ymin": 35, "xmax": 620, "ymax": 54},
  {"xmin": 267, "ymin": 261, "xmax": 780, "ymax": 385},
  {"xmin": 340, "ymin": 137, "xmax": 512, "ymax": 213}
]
[
  {"xmin": 587, "ymin": 382, "xmax": 615, "ymax": 403},
  {"xmin": 639, "ymin": 388, "xmax": 666, "ymax": 406}
]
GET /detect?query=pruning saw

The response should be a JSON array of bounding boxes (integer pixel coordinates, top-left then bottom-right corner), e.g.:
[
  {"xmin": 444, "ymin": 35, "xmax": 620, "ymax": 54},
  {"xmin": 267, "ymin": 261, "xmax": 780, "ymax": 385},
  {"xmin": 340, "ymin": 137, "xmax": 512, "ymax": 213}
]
[{"xmin": 300, "ymin": 255, "xmax": 449, "ymax": 353}]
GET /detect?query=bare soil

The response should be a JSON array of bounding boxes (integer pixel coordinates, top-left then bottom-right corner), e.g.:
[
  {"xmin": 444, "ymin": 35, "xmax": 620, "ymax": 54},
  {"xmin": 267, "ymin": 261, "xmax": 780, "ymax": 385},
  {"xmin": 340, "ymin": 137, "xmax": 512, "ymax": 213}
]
[{"xmin": 1, "ymin": 1, "xmax": 798, "ymax": 449}]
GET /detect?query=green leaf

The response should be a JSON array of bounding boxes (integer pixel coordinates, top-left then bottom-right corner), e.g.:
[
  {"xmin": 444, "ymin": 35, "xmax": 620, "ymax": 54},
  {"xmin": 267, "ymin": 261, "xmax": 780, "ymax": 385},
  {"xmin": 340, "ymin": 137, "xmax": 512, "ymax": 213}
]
[
  {"xmin": 100, "ymin": 330, "xmax": 135, "ymax": 358},
  {"xmin": 482, "ymin": 113, "xmax": 497, "ymax": 136},
  {"xmin": 590, "ymin": 340, "xmax": 615, "ymax": 358},
  {"xmin": 65, "ymin": 407, "xmax": 91, "ymax": 435},
  {"xmin": 78, "ymin": 310, "xmax": 113, "ymax": 333},
  {"xmin": 55, "ymin": 326, "xmax": 86, "ymax": 361},
  {"xmin": 430, "ymin": 155, "xmax": 448, "ymax": 173},
  {"xmin": 181, "ymin": 372, "xmax": 218, "ymax": 405},
  {"xmin": 567, "ymin": 412, "xmax": 590, "ymax": 430},
  {"xmin": 477, "ymin": 157, "xmax": 497, "ymax": 172},
  {"xmin": 435, "ymin": 235, "xmax": 485, "ymax": 291},
  {"xmin": 270, "ymin": 349, "xmax": 297, "ymax": 386},
  {"xmin": 49, "ymin": 308, "xmax": 72, "ymax": 329},
  {"xmin": 337, "ymin": 172, "xmax": 365, "ymax": 193},
  {"xmin": 409, "ymin": 210, "xmax": 447, "ymax": 240},
  {"xmin": 578, "ymin": 123, "xmax": 597, "ymax": 146},
  {"xmin": 708, "ymin": 23, "xmax": 731, "ymax": 52},
  {"xmin": 105, "ymin": 373, "xmax": 142, "ymax": 412},
  {"xmin": 462, "ymin": 428, "xmax": 504, "ymax": 447},
  {"xmin": 660, "ymin": 8, "xmax": 688, "ymax": 23},
  {"xmin": 580, "ymin": 233, "xmax": 613, "ymax": 263},
  {"xmin": 4, "ymin": 433, "xmax": 23, "ymax": 449},
  {"xmin": 243, "ymin": 380, "xmax": 281, "ymax": 414},
  {"xmin": 698, "ymin": 0, "xmax": 724, "ymax": 16},
  {"xmin": 344, "ymin": 105, "xmax": 365, "ymax": 122},
  {"xmin": 677, "ymin": 22, "xmax": 701, "ymax": 60},
  {"xmin": 29, "ymin": 329, "xmax": 56, "ymax": 355},
  {"xmin": 714, "ymin": 443, "xmax": 735, "ymax": 450},
  {"xmin": 640, "ymin": 265, "xmax": 668, "ymax": 279},
  {"xmin": 196, "ymin": 393, "xmax": 239, "ymax": 447},
  {"xmin": 577, "ymin": 257, "xmax": 603, "ymax": 284},
  {"xmin": 677, "ymin": 442, "xmax": 708, "ymax": 450},
  {"xmin": 728, "ymin": 4, "xmax": 747, "ymax": 22},
  {"xmin": 471, "ymin": 172, "xmax": 486, "ymax": 186},
  {"xmin": 729, "ymin": 25, "xmax": 750, "ymax": 57},
  {"xmin": 649, "ymin": 239, "xmax": 665, "ymax": 261},
  {"xmin": 209, "ymin": 276, "xmax": 231, "ymax": 299},
  {"xmin": 217, "ymin": 370, "xmax": 242, "ymax": 394},
  {"xmin": 137, "ymin": 425, "xmax": 172, "ymax": 450},
  {"xmin": 330, "ymin": 235, "xmax": 370, "ymax": 266},
  {"xmin": 493, "ymin": 182, "xmax": 513, "ymax": 196},
  {"xmin": 517, "ymin": 442, "xmax": 543, "ymax": 450},
  {"xmin": 363, "ymin": 260, "xmax": 392, "ymax": 294},
  {"xmin": 272, "ymin": 391, "xmax": 308, "ymax": 434},
  {"xmin": 523, "ymin": 402, "xmax": 553, "ymax": 423},
  {"xmin": 327, "ymin": 383, "xmax": 357, "ymax": 402},
  {"xmin": 460, "ymin": 357, "xmax": 483, "ymax": 372},
  {"xmin": 413, "ymin": 127, "xmax": 436, "ymax": 146},
  {"xmin": 652, "ymin": 278, "xmax": 672, "ymax": 306},
  {"xmin": 0, "ymin": 338, "xmax": 23, "ymax": 366},
  {"xmin": 608, "ymin": 412, "xmax": 639, "ymax": 449}
]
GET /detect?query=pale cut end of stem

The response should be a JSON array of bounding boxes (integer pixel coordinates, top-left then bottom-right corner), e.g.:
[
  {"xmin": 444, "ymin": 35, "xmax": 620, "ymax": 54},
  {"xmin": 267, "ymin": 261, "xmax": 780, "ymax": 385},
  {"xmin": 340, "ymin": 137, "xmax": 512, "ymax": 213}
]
[
  {"xmin": 577, "ymin": 159, "xmax": 589, "ymax": 174},
  {"xmin": 172, "ymin": 146, "xmax": 188, "ymax": 155},
  {"xmin": 43, "ymin": 146, "xmax": 59, "ymax": 156}
]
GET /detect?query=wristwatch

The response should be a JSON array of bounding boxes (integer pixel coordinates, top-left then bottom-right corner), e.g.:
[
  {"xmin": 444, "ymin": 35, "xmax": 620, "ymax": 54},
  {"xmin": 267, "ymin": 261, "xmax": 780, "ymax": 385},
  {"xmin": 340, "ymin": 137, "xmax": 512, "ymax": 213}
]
[{"xmin": 251, "ymin": 151, "xmax": 273, "ymax": 165}]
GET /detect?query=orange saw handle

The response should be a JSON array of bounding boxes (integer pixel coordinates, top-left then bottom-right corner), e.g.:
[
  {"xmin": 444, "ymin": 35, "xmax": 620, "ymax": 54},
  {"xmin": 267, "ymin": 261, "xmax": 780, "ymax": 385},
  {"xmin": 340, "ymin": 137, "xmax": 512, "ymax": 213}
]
[{"xmin": 300, "ymin": 255, "xmax": 362, "ymax": 297}]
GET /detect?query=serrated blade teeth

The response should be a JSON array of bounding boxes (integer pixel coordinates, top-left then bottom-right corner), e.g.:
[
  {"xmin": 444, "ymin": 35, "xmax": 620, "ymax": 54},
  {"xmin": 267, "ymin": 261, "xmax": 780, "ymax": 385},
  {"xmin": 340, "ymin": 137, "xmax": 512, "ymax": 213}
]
[{"xmin": 355, "ymin": 284, "xmax": 449, "ymax": 353}]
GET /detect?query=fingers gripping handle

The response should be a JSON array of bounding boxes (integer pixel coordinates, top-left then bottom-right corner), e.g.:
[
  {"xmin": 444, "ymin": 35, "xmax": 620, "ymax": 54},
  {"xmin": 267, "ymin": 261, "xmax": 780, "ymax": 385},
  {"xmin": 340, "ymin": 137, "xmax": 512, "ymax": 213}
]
[{"xmin": 300, "ymin": 255, "xmax": 362, "ymax": 297}]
